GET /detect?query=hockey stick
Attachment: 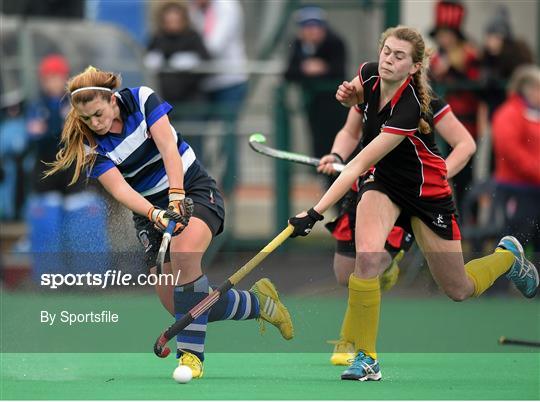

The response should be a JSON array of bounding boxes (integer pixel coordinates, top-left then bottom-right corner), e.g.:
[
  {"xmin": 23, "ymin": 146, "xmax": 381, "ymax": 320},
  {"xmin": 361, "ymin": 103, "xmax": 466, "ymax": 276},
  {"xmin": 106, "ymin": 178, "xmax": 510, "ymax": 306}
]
[
  {"xmin": 153, "ymin": 225, "xmax": 294, "ymax": 358},
  {"xmin": 499, "ymin": 336, "xmax": 540, "ymax": 348},
  {"xmin": 249, "ymin": 133, "xmax": 345, "ymax": 172},
  {"xmin": 156, "ymin": 220, "xmax": 176, "ymax": 275}
]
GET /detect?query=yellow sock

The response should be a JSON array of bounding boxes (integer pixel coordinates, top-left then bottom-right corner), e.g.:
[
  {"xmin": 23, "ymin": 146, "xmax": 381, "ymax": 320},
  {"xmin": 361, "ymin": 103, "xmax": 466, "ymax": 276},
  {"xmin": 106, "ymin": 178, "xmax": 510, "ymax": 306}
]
[
  {"xmin": 465, "ymin": 249, "xmax": 515, "ymax": 297},
  {"xmin": 347, "ymin": 274, "xmax": 381, "ymax": 360},
  {"xmin": 339, "ymin": 304, "xmax": 353, "ymax": 342}
]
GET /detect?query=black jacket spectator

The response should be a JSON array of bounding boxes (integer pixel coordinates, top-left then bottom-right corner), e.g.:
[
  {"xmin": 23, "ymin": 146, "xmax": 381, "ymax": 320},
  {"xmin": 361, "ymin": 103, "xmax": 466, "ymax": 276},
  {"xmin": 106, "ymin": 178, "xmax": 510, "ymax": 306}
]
[
  {"xmin": 284, "ymin": 6, "xmax": 348, "ymax": 166},
  {"xmin": 145, "ymin": 2, "xmax": 209, "ymax": 104}
]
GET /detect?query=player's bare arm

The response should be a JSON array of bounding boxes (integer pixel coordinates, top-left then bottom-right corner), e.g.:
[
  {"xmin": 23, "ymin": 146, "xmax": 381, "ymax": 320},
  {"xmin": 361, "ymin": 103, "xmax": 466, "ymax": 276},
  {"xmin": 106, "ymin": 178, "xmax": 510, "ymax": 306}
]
[
  {"xmin": 98, "ymin": 167, "xmax": 153, "ymax": 216},
  {"xmin": 149, "ymin": 114, "xmax": 184, "ymax": 190},
  {"xmin": 336, "ymin": 76, "xmax": 364, "ymax": 107},
  {"xmin": 318, "ymin": 107, "xmax": 363, "ymax": 175},
  {"xmin": 313, "ymin": 132, "xmax": 405, "ymax": 215},
  {"xmin": 436, "ymin": 111, "xmax": 476, "ymax": 179}
]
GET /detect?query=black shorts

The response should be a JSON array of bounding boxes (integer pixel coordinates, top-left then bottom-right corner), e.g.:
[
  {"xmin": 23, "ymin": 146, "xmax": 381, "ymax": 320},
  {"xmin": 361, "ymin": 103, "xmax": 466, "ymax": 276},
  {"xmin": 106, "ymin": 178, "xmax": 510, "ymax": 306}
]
[
  {"xmin": 358, "ymin": 174, "xmax": 461, "ymax": 242},
  {"xmin": 133, "ymin": 163, "xmax": 225, "ymax": 271},
  {"xmin": 325, "ymin": 187, "xmax": 414, "ymax": 258}
]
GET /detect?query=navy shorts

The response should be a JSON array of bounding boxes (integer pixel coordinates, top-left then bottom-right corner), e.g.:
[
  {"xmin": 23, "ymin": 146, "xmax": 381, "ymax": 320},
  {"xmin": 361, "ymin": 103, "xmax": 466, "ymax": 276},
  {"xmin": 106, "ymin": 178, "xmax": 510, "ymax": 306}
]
[{"xmin": 133, "ymin": 163, "xmax": 225, "ymax": 271}]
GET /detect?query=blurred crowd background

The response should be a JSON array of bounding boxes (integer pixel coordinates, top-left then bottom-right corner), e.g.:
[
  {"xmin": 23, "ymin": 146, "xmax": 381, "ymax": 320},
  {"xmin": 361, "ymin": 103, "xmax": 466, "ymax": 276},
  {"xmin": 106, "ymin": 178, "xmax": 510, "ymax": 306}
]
[{"xmin": 0, "ymin": 0, "xmax": 538, "ymax": 295}]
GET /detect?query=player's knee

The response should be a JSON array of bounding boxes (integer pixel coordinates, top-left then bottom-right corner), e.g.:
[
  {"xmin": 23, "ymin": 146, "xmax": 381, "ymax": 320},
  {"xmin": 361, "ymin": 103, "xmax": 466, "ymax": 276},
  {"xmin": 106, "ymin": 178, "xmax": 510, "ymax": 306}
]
[
  {"xmin": 355, "ymin": 248, "xmax": 388, "ymax": 274},
  {"xmin": 356, "ymin": 240, "xmax": 383, "ymax": 254}
]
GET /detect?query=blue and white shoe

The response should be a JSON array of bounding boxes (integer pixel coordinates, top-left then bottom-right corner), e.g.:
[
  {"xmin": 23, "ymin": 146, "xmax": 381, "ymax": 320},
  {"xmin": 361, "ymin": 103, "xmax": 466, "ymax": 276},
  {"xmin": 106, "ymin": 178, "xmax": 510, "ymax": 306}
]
[
  {"xmin": 498, "ymin": 236, "xmax": 539, "ymax": 298},
  {"xmin": 341, "ymin": 352, "xmax": 382, "ymax": 381}
]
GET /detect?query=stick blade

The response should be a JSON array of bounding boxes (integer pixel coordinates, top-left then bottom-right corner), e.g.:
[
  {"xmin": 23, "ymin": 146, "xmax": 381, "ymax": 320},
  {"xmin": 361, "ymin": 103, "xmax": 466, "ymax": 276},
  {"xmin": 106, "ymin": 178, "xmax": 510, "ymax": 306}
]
[{"xmin": 249, "ymin": 133, "xmax": 266, "ymax": 144}]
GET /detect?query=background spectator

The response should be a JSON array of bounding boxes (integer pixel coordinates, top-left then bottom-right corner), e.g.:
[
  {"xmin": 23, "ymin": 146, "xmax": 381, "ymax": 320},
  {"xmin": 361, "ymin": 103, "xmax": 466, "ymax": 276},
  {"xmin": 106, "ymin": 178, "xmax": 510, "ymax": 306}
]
[
  {"xmin": 189, "ymin": 0, "xmax": 249, "ymax": 193},
  {"xmin": 429, "ymin": 0, "xmax": 481, "ymax": 212},
  {"xmin": 26, "ymin": 54, "xmax": 83, "ymax": 196},
  {"xmin": 491, "ymin": 64, "xmax": 540, "ymax": 253},
  {"xmin": 25, "ymin": 54, "xmax": 109, "ymax": 282},
  {"xmin": 189, "ymin": 0, "xmax": 248, "ymax": 119},
  {"xmin": 284, "ymin": 6, "xmax": 348, "ymax": 163},
  {"xmin": 478, "ymin": 6, "xmax": 534, "ymax": 134},
  {"xmin": 0, "ymin": 89, "xmax": 27, "ymax": 221},
  {"xmin": 145, "ymin": 1, "xmax": 209, "ymax": 105}
]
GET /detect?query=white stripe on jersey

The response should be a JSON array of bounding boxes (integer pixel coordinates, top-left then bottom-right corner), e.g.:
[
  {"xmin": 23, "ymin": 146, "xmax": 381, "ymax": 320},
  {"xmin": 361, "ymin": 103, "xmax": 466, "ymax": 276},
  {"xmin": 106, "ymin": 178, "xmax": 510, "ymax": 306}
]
[
  {"xmin": 121, "ymin": 124, "xmax": 178, "ymax": 178},
  {"xmin": 140, "ymin": 146, "xmax": 196, "ymax": 196},
  {"xmin": 434, "ymin": 104, "xmax": 450, "ymax": 119},
  {"xmin": 138, "ymin": 86, "xmax": 154, "ymax": 118},
  {"xmin": 105, "ymin": 88, "xmax": 176, "ymax": 165},
  {"xmin": 105, "ymin": 119, "xmax": 148, "ymax": 165},
  {"xmin": 122, "ymin": 153, "xmax": 162, "ymax": 178}
]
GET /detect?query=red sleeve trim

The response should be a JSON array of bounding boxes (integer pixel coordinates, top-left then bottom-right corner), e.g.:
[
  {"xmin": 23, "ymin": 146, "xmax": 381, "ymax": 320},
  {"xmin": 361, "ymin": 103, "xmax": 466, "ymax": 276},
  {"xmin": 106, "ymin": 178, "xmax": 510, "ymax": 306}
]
[
  {"xmin": 433, "ymin": 104, "xmax": 451, "ymax": 124},
  {"xmin": 354, "ymin": 105, "xmax": 363, "ymax": 114},
  {"xmin": 382, "ymin": 126, "xmax": 417, "ymax": 137},
  {"xmin": 357, "ymin": 62, "xmax": 367, "ymax": 86}
]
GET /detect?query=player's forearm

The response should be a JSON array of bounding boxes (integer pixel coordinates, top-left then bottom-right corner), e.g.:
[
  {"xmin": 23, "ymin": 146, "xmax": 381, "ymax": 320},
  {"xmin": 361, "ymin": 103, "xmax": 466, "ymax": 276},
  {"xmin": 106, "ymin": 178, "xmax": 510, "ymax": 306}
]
[
  {"xmin": 106, "ymin": 181, "xmax": 153, "ymax": 217},
  {"xmin": 331, "ymin": 129, "xmax": 361, "ymax": 161},
  {"xmin": 313, "ymin": 165, "xmax": 363, "ymax": 214},
  {"xmin": 314, "ymin": 149, "xmax": 373, "ymax": 214},
  {"xmin": 161, "ymin": 146, "xmax": 184, "ymax": 190},
  {"xmin": 445, "ymin": 141, "xmax": 476, "ymax": 179}
]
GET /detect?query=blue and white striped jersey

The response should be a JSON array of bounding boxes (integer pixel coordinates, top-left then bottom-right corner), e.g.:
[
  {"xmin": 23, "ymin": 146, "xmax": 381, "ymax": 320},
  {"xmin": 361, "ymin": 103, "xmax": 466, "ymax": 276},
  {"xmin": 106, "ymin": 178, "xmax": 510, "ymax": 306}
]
[{"xmin": 86, "ymin": 86, "xmax": 198, "ymax": 197}]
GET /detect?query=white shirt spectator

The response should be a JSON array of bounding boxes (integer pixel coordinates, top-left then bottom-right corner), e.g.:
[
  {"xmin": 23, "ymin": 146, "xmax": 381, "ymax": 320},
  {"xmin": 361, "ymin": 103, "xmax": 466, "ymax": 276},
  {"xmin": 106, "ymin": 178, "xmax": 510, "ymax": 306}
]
[{"xmin": 190, "ymin": 0, "xmax": 248, "ymax": 91}]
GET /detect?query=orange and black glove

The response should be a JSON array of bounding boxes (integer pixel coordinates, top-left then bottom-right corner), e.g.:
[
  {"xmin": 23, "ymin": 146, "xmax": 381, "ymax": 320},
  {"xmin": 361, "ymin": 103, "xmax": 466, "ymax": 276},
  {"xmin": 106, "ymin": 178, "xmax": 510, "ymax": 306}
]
[
  {"xmin": 168, "ymin": 188, "xmax": 194, "ymax": 221},
  {"xmin": 147, "ymin": 188, "xmax": 193, "ymax": 236},
  {"xmin": 147, "ymin": 207, "xmax": 184, "ymax": 235}
]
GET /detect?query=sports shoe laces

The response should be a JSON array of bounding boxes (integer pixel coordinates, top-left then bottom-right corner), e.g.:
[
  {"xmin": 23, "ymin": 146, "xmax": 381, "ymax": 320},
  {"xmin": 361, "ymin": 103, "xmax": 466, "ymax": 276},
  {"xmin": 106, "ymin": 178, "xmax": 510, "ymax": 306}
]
[
  {"xmin": 350, "ymin": 352, "xmax": 376, "ymax": 372},
  {"xmin": 181, "ymin": 352, "xmax": 200, "ymax": 368},
  {"xmin": 508, "ymin": 254, "xmax": 533, "ymax": 280}
]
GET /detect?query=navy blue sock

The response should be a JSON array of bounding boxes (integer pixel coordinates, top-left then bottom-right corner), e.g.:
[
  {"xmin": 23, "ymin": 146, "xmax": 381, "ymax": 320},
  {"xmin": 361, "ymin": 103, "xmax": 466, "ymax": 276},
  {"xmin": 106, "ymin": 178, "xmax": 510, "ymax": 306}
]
[
  {"xmin": 208, "ymin": 289, "xmax": 260, "ymax": 322},
  {"xmin": 174, "ymin": 275, "xmax": 209, "ymax": 361}
]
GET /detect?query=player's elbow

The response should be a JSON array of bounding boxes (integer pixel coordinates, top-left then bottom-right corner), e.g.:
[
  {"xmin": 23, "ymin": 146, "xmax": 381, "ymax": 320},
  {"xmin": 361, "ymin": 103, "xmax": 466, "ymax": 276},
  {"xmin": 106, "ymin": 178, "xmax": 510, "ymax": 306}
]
[
  {"xmin": 465, "ymin": 136, "xmax": 477, "ymax": 158},
  {"xmin": 456, "ymin": 136, "xmax": 476, "ymax": 165}
]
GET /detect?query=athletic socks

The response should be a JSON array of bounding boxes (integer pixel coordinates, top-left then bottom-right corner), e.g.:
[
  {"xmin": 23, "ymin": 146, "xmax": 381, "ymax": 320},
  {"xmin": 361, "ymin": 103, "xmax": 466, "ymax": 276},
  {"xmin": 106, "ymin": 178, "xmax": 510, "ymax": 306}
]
[
  {"xmin": 208, "ymin": 289, "xmax": 260, "ymax": 322},
  {"xmin": 174, "ymin": 277, "xmax": 261, "ymax": 360},
  {"xmin": 347, "ymin": 275, "xmax": 381, "ymax": 360},
  {"xmin": 339, "ymin": 300, "xmax": 354, "ymax": 343},
  {"xmin": 465, "ymin": 248, "xmax": 515, "ymax": 297},
  {"xmin": 174, "ymin": 275, "xmax": 210, "ymax": 361}
]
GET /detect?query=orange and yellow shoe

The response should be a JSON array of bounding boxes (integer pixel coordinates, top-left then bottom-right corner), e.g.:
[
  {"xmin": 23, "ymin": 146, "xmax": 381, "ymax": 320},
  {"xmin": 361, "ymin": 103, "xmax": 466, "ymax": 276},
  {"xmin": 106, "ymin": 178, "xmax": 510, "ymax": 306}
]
[{"xmin": 178, "ymin": 351, "xmax": 203, "ymax": 379}]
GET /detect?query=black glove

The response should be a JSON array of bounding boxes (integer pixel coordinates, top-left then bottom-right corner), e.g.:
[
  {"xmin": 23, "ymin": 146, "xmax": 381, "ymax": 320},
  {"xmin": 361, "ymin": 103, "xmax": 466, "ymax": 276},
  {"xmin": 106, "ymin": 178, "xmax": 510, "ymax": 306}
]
[{"xmin": 289, "ymin": 208, "xmax": 324, "ymax": 238}]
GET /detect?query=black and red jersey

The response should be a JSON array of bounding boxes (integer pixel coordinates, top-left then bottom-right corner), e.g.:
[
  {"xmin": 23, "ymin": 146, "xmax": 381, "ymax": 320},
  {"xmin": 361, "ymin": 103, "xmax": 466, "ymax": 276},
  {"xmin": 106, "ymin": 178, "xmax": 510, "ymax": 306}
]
[{"xmin": 357, "ymin": 62, "xmax": 452, "ymax": 199}]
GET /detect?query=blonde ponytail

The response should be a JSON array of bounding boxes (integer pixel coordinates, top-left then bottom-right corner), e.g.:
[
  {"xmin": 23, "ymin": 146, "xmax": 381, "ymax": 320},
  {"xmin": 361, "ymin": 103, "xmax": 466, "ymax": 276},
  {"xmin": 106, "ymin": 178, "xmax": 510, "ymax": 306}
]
[{"xmin": 412, "ymin": 69, "xmax": 433, "ymax": 135}]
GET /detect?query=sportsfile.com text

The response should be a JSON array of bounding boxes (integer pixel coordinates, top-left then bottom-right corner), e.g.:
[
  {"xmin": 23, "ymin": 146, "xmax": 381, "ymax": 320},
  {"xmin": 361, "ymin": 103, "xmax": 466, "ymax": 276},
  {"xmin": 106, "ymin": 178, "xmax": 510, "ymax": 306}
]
[{"xmin": 40, "ymin": 270, "xmax": 181, "ymax": 289}]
